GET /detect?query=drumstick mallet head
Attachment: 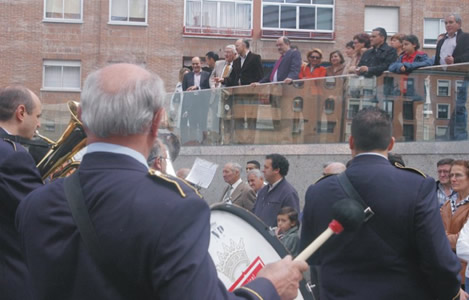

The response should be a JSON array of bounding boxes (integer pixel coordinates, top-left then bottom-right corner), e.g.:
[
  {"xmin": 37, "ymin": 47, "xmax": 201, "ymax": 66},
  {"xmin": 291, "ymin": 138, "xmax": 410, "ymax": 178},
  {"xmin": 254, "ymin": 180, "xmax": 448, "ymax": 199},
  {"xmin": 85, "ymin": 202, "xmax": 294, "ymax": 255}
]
[{"xmin": 295, "ymin": 199, "xmax": 365, "ymax": 262}]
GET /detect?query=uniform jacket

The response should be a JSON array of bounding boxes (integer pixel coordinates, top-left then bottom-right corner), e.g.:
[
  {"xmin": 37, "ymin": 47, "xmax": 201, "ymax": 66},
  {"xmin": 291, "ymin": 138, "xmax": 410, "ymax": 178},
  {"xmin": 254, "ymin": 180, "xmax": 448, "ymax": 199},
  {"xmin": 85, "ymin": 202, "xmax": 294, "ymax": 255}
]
[
  {"xmin": 219, "ymin": 181, "xmax": 256, "ymax": 211},
  {"xmin": 301, "ymin": 154, "xmax": 461, "ymax": 300},
  {"xmin": 252, "ymin": 178, "xmax": 300, "ymax": 227},
  {"xmin": 388, "ymin": 51, "xmax": 433, "ymax": 74},
  {"xmin": 0, "ymin": 127, "xmax": 43, "ymax": 300},
  {"xmin": 260, "ymin": 49, "xmax": 302, "ymax": 83},
  {"xmin": 435, "ymin": 29, "xmax": 469, "ymax": 65},
  {"xmin": 16, "ymin": 152, "xmax": 280, "ymax": 300},
  {"xmin": 226, "ymin": 51, "xmax": 264, "ymax": 86},
  {"xmin": 358, "ymin": 43, "xmax": 397, "ymax": 77}
]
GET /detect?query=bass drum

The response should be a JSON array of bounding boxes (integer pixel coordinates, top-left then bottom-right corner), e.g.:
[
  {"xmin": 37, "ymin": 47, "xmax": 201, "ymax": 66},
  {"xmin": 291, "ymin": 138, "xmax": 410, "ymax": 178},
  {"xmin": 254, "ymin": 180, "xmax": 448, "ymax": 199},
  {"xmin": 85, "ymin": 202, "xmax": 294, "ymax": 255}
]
[{"xmin": 208, "ymin": 203, "xmax": 312, "ymax": 300}]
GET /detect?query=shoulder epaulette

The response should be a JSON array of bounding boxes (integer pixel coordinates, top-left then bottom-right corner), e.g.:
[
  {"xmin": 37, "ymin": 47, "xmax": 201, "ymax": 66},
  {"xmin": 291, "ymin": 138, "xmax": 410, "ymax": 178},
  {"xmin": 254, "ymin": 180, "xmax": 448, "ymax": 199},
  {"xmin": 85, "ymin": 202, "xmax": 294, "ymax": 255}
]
[
  {"xmin": 148, "ymin": 169, "xmax": 202, "ymax": 198},
  {"xmin": 394, "ymin": 162, "xmax": 426, "ymax": 178},
  {"xmin": 3, "ymin": 138, "xmax": 17, "ymax": 151},
  {"xmin": 314, "ymin": 173, "xmax": 334, "ymax": 184}
]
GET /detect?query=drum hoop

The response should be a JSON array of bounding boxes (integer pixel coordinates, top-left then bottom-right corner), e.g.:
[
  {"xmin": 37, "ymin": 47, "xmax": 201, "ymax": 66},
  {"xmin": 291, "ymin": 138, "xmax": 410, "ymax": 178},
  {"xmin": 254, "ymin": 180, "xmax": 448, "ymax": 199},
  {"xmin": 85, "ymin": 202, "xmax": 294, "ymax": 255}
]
[
  {"xmin": 210, "ymin": 203, "xmax": 313, "ymax": 300},
  {"xmin": 211, "ymin": 203, "xmax": 289, "ymax": 257}
]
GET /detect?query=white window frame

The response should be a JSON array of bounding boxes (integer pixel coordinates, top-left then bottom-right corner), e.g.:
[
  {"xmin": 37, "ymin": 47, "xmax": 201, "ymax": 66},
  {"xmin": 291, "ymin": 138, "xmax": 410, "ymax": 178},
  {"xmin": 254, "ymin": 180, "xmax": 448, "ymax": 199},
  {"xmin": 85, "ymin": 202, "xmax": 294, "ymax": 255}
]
[
  {"xmin": 261, "ymin": 0, "xmax": 334, "ymax": 33},
  {"xmin": 383, "ymin": 99, "xmax": 394, "ymax": 119},
  {"xmin": 109, "ymin": 0, "xmax": 148, "ymax": 26},
  {"xmin": 437, "ymin": 103, "xmax": 451, "ymax": 119},
  {"xmin": 43, "ymin": 0, "xmax": 83, "ymax": 23},
  {"xmin": 184, "ymin": 0, "xmax": 253, "ymax": 32},
  {"xmin": 437, "ymin": 80, "xmax": 451, "ymax": 97},
  {"xmin": 423, "ymin": 125, "xmax": 430, "ymax": 141},
  {"xmin": 42, "ymin": 60, "xmax": 81, "ymax": 92},
  {"xmin": 423, "ymin": 18, "xmax": 445, "ymax": 48},
  {"xmin": 364, "ymin": 6, "xmax": 399, "ymax": 35},
  {"xmin": 436, "ymin": 126, "xmax": 449, "ymax": 138}
]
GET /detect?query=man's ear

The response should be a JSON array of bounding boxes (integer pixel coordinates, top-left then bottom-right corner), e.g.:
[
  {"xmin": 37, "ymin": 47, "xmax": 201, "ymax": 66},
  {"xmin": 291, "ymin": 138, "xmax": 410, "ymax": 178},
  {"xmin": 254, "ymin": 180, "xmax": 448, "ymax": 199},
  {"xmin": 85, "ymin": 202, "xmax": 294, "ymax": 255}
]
[
  {"xmin": 150, "ymin": 109, "xmax": 163, "ymax": 138},
  {"xmin": 16, "ymin": 104, "xmax": 26, "ymax": 122},
  {"xmin": 349, "ymin": 136, "xmax": 354, "ymax": 150},
  {"xmin": 387, "ymin": 137, "xmax": 395, "ymax": 151}
]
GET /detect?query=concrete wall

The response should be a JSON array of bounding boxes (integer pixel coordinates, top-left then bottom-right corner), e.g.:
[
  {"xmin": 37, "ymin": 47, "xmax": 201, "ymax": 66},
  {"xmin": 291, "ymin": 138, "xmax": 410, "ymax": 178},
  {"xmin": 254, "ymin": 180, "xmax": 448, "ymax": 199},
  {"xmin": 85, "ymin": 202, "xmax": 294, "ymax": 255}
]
[{"xmin": 173, "ymin": 141, "xmax": 469, "ymax": 208}]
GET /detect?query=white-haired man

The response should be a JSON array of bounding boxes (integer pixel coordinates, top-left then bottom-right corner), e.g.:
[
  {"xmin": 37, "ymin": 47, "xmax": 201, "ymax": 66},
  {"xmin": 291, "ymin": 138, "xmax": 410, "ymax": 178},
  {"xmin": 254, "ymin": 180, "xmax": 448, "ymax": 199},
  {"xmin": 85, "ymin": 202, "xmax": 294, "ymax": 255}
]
[
  {"xmin": 16, "ymin": 63, "xmax": 307, "ymax": 300},
  {"xmin": 220, "ymin": 162, "xmax": 256, "ymax": 210},
  {"xmin": 210, "ymin": 45, "xmax": 237, "ymax": 88}
]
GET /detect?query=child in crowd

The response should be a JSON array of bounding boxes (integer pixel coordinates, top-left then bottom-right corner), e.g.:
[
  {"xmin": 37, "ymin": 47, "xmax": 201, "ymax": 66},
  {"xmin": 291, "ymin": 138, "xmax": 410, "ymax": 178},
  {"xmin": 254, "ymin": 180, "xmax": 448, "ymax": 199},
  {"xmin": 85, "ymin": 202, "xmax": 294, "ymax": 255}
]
[
  {"xmin": 388, "ymin": 34, "xmax": 433, "ymax": 74},
  {"xmin": 276, "ymin": 207, "xmax": 300, "ymax": 256}
]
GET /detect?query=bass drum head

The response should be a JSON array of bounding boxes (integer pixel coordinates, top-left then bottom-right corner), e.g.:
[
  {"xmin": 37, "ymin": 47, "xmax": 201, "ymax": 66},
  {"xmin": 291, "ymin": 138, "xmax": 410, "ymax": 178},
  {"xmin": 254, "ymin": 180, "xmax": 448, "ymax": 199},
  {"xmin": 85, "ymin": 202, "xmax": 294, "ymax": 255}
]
[{"xmin": 208, "ymin": 203, "xmax": 311, "ymax": 300}]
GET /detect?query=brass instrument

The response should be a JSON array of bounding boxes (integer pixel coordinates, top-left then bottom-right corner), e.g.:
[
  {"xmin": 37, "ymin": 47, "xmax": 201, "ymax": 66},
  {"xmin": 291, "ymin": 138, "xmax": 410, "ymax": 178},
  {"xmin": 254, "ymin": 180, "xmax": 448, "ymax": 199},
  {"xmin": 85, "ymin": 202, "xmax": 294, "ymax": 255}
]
[{"xmin": 36, "ymin": 101, "xmax": 87, "ymax": 180}]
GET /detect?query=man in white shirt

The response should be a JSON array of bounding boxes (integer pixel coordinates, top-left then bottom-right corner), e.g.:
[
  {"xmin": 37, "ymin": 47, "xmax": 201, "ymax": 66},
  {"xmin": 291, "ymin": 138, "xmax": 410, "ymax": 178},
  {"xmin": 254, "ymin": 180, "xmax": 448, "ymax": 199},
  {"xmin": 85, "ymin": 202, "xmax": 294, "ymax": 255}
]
[{"xmin": 435, "ymin": 13, "xmax": 469, "ymax": 65}]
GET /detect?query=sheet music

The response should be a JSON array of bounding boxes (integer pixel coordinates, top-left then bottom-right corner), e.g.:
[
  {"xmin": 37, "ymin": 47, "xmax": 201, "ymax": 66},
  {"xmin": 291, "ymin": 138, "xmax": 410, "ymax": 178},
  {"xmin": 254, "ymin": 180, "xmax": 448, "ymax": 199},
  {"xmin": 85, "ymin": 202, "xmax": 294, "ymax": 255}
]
[{"xmin": 186, "ymin": 158, "xmax": 218, "ymax": 189}]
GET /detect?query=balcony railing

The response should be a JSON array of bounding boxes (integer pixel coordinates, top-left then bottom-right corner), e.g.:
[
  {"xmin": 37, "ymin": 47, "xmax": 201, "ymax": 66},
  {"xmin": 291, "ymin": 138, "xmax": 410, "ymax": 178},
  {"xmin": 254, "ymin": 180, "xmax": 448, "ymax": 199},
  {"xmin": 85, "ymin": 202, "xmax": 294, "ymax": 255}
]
[{"xmin": 164, "ymin": 63, "xmax": 469, "ymax": 146}]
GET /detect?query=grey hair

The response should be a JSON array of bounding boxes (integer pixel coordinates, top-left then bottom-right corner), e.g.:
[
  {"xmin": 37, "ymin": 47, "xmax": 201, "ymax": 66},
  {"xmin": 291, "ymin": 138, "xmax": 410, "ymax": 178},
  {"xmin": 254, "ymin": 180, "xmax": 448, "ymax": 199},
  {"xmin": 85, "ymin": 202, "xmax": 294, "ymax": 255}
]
[
  {"xmin": 227, "ymin": 162, "xmax": 242, "ymax": 174},
  {"xmin": 80, "ymin": 65, "xmax": 165, "ymax": 138},
  {"xmin": 447, "ymin": 13, "xmax": 462, "ymax": 25},
  {"xmin": 247, "ymin": 169, "xmax": 263, "ymax": 179},
  {"xmin": 226, "ymin": 45, "xmax": 236, "ymax": 53}
]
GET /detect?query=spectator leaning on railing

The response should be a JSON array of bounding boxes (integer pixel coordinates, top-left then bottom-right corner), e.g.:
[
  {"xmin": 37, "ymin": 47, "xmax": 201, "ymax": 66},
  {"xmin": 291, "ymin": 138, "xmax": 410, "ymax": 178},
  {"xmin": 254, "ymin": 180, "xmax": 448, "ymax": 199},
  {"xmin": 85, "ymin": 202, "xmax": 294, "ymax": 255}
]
[
  {"xmin": 356, "ymin": 27, "xmax": 397, "ymax": 77},
  {"xmin": 434, "ymin": 13, "xmax": 469, "ymax": 65}
]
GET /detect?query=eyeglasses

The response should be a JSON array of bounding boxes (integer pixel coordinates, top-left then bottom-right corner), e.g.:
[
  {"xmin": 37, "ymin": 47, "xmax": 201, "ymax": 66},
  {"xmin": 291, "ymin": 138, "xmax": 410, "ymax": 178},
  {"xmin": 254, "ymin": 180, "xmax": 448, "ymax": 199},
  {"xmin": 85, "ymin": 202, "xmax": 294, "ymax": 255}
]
[{"xmin": 309, "ymin": 56, "xmax": 321, "ymax": 59}]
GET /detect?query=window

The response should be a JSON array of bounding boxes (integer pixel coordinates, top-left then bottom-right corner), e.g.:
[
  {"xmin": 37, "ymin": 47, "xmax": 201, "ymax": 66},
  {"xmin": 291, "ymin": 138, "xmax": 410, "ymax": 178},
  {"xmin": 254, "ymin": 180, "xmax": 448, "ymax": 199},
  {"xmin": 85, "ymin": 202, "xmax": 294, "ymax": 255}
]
[
  {"xmin": 185, "ymin": 0, "xmax": 252, "ymax": 36},
  {"xmin": 423, "ymin": 126, "xmax": 430, "ymax": 141},
  {"xmin": 403, "ymin": 78, "xmax": 414, "ymax": 97},
  {"xmin": 437, "ymin": 80, "xmax": 451, "ymax": 96},
  {"xmin": 364, "ymin": 7, "xmax": 398, "ymax": 35},
  {"xmin": 43, "ymin": 60, "xmax": 81, "ymax": 91},
  {"xmin": 262, "ymin": 0, "xmax": 334, "ymax": 32},
  {"xmin": 110, "ymin": 0, "xmax": 147, "ymax": 25},
  {"xmin": 436, "ymin": 126, "xmax": 449, "ymax": 140},
  {"xmin": 324, "ymin": 98, "xmax": 334, "ymax": 114},
  {"xmin": 44, "ymin": 0, "xmax": 82, "ymax": 22},
  {"xmin": 423, "ymin": 18, "xmax": 445, "ymax": 47},
  {"xmin": 317, "ymin": 121, "xmax": 336, "ymax": 133},
  {"xmin": 383, "ymin": 100, "xmax": 394, "ymax": 119},
  {"xmin": 403, "ymin": 101, "xmax": 413, "ymax": 120},
  {"xmin": 437, "ymin": 103, "xmax": 450, "ymax": 119},
  {"xmin": 456, "ymin": 80, "xmax": 467, "ymax": 100},
  {"xmin": 403, "ymin": 124, "xmax": 414, "ymax": 141}
]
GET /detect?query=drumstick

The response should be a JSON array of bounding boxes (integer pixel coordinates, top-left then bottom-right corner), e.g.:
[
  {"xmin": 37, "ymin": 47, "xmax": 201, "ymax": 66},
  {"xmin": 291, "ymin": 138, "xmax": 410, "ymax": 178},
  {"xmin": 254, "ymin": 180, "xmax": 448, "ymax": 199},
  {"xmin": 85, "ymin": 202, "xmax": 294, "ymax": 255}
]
[{"xmin": 295, "ymin": 199, "xmax": 365, "ymax": 262}]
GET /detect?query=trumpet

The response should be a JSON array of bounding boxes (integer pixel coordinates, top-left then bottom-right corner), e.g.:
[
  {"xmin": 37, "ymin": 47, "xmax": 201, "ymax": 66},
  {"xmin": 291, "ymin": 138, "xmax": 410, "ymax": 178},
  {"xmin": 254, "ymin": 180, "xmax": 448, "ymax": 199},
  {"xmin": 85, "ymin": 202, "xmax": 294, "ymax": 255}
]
[{"xmin": 36, "ymin": 101, "xmax": 87, "ymax": 180}]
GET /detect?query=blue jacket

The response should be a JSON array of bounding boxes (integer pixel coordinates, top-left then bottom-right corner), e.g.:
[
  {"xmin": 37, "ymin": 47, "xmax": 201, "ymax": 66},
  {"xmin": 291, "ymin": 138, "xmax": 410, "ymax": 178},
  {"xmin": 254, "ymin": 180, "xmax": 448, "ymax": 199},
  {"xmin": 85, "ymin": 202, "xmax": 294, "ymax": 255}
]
[
  {"xmin": 253, "ymin": 178, "xmax": 300, "ymax": 227},
  {"xmin": 16, "ymin": 152, "xmax": 280, "ymax": 300},
  {"xmin": 260, "ymin": 49, "xmax": 302, "ymax": 83},
  {"xmin": 301, "ymin": 154, "xmax": 461, "ymax": 300},
  {"xmin": 0, "ymin": 128, "xmax": 43, "ymax": 300},
  {"xmin": 388, "ymin": 51, "xmax": 433, "ymax": 74}
]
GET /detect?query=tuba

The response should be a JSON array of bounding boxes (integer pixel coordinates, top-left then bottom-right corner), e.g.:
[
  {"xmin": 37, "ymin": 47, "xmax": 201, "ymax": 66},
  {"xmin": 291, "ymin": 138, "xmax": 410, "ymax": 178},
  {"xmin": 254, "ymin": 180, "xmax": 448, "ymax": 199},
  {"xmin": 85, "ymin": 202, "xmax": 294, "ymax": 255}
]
[{"xmin": 36, "ymin": 101, "xmax": 87, "ymax": 180}]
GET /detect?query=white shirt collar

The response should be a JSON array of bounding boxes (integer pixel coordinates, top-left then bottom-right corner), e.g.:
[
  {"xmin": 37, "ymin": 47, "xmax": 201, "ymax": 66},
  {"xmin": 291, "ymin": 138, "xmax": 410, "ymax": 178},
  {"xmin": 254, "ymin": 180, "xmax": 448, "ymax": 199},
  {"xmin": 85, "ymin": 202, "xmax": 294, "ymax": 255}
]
[
  {"xmin": 231, "ymin": 177, "xmax": 242, "ymax": 191},
  {"xmin": 85, "ymin": 142, "xmax": 149, "ymax": 169}
]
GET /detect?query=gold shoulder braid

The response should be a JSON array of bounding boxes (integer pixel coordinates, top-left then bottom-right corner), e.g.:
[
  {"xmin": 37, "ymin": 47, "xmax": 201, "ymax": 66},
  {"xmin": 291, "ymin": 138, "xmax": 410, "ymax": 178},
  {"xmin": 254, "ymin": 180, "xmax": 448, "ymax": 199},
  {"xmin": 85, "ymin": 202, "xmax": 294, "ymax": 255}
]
[
  {"xmin": 314, "ymin": 173, "xmax": 334, "ymax": 184},
  {"xmin": 394, "ymin": 162, "xmax": 426, "ymax": 178},
  {"xmin": 3, "ymin": 138, "xmax": 17, "ymax": 151},
  {"xmin": 148, "ymin": 169, "xmax": 202, "ymax": 198}
]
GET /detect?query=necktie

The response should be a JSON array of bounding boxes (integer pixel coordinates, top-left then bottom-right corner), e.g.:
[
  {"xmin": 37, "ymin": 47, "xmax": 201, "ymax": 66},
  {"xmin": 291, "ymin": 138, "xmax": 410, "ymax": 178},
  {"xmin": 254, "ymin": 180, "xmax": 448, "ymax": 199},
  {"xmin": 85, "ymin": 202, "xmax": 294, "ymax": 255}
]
[
  {"xmin": 224, "ymin": 185, "xmax": 233, "ymax": 203},
  {"xmin": 222, "ymin": 64, "xmax": 231, "ymax": 78},
  {"xmin": 270, "ymin": 55, "xmax": 284, "ymax": 82}
]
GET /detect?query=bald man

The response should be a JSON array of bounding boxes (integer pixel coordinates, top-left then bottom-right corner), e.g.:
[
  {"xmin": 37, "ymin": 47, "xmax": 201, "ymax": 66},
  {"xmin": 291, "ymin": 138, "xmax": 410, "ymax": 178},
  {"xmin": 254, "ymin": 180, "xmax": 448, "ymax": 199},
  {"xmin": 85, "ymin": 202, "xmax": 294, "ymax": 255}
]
[
  {"xmin": 322, "ymin": 162, "xmax": 346, "ymax": 176},
  {"xmin": 16, "ymin": 63, "xmax": 307, "ymax": 300}
]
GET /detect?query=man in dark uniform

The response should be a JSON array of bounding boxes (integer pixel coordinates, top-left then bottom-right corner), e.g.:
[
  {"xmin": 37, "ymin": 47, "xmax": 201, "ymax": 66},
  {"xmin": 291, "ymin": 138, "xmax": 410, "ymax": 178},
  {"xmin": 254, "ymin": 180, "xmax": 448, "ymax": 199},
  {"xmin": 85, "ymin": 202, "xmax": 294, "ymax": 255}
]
[
  {"xmin": 16, "ymin": 63, "xmax": 307, "ymax": 300},
  {"xmin": 301, "ymin": 107, "xmax": 463, "ymax": 300},
  {"xmin": 0, "ymin": 86, "xmax": 43, "ymax": 300}
]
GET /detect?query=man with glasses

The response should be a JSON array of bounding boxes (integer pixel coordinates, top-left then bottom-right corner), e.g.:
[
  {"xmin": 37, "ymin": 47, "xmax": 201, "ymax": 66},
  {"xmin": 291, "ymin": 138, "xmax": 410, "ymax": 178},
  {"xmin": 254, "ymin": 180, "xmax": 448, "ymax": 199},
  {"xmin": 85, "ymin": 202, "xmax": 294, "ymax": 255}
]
[
  {"xmin": 147, "ymin": 139, "xmax": 168, "ymax": 174},
  {"xmin": 437, "ymin": 158, "xmax": 457, "ymax": 207},
  {"xmin": 356, "ymin": 27, "xmax": 397, "ymax": 77}
]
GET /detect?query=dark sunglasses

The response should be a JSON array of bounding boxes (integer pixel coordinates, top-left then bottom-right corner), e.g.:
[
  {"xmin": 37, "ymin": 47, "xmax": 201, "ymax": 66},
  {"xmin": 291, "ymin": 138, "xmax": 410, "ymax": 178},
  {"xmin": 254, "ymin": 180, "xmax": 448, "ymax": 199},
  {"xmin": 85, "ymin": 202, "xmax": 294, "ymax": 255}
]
[{"xmin": 309, "ymin": 56, "xmax": 321, "ymax": 59}]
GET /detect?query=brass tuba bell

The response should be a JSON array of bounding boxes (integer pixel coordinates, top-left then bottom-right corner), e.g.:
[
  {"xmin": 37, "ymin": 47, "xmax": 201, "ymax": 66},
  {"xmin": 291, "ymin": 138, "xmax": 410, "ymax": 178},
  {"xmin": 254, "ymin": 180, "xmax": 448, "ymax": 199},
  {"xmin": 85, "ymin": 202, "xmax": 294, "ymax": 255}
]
[{"xmin": 36, "ymin": 101, "xmax": 87, "ymax": 180}]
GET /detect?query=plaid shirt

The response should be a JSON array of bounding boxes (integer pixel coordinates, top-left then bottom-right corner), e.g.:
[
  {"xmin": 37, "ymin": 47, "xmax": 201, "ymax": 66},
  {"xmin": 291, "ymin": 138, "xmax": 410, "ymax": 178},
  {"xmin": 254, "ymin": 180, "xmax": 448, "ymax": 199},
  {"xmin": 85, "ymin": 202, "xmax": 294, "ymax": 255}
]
[
  {"xmin": 450, "ymin": 194, "xmax": 469, "ymax": 214},
  {"xmin": 436, "ymin": 182, "xmax": 457, "ymax": 208}
]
